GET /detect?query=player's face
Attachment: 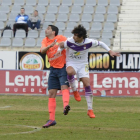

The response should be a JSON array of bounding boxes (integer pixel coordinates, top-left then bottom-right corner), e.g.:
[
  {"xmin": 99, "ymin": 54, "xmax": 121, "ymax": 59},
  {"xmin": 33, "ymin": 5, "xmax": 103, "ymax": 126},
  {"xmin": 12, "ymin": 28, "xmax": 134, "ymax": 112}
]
[
  {"xmin": 45, "ymin": 26, "xmax": 54, "ymax": 37},
  {"xmin": 73, "ymin": 34, "xmax": 84, "ymax": 43}
]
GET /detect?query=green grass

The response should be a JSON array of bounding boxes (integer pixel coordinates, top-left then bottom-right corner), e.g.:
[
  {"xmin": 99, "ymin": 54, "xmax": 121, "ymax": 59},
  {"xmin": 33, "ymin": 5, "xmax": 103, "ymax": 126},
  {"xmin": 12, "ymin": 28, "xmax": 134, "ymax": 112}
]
[{"xmin": 0, "ymin": 95, "xmax": 140, "ymax": 140}]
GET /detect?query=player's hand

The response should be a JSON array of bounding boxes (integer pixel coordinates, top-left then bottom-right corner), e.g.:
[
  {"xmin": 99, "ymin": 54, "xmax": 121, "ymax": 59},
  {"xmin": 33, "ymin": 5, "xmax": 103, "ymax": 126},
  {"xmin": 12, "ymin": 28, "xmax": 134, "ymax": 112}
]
[
  {"xmin": 54, "ymin": 50, "xmax": 61, "ymax": 56},
  {"xmin": 58, "ymin": 42, "xmax": 64, "ymax": 48},
  {"xmin": 109, "ymin": 50, "xmax": 120, "ymax": 58},
  {"xmin": 49, "ymin": 40, "xmax": 57, "ymax": 48}
]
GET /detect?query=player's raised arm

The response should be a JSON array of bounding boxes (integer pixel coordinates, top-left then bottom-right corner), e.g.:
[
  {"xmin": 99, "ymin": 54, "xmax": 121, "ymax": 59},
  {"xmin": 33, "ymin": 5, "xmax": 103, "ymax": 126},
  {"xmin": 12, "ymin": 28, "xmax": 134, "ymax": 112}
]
[
  {"xmin": 92, "ymin": 40, "xmax": 120, "ymax": 57},
  {"xmin": 40, "ymin": 40, "xmax": 57, "ymax": 54}
]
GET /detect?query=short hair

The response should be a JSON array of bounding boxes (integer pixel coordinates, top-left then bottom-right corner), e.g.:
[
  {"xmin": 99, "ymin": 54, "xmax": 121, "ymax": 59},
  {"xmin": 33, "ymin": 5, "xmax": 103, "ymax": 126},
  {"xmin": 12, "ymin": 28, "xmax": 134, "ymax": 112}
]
[
  {"xmin": 34, "ymin": 10, "xmax": 38, "ymax": 12},
  {"xmin": 21, "ymin": 8, "xmax": 25, "ymax": 10},
  {"xmin": 71, "ymin": 24, "xmax": 87, "ymax": 39},
  {"xmin": 48, "ymin": 25, "xmax": 59, "ymax": 36}
]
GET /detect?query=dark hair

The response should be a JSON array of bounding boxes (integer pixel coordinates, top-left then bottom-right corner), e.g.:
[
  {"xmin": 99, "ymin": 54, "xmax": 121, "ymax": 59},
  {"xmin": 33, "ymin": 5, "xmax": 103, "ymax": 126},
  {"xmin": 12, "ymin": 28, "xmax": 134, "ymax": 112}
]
[
  {"xmin": 34, "ymin": 10, "xmax": 38, "ymax": 12},
  {"xmin": 48, "ymin": 25, "xmax": 59, "ymax": 36},
  {"xmin": 71, "ymin": 24, "xmax": 87, "ymax": 39},
  {"xmin": 21, "ymin": 8, "xmax": 25, "ymax": 10}
]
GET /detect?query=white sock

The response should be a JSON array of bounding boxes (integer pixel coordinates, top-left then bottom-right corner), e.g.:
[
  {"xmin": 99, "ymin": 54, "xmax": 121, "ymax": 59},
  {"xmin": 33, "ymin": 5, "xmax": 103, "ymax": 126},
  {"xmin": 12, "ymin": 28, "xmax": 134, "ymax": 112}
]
[
  {"xmin": 67, "ymin": 75, "xmax": 77, "ymax": 92},
  {"xmin": 85, "ymin": 95, "xmax": 93, "ymax": 110}
]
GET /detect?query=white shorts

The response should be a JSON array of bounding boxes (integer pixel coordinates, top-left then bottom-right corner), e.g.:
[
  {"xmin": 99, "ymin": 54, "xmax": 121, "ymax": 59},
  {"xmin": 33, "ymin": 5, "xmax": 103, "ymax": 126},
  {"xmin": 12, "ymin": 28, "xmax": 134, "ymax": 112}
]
[{"xmin": 66, "ymin": 62, "xmax": 89, "ymax": 80}]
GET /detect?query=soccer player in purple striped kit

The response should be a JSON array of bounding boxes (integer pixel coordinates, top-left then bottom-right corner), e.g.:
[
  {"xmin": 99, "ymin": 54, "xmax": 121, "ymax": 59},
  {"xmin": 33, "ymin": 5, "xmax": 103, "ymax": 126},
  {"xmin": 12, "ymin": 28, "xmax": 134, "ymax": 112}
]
[{"xmin": 57, "ymin": 25, "xmax": 120, "ymax": 118}]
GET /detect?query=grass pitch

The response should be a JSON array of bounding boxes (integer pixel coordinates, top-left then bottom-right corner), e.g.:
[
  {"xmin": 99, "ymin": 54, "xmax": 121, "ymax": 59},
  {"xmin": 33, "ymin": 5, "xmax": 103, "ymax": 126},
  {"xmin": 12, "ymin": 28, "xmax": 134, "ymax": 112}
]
[{"xmin": 0, "ymin": 95, "xmax": 140, "ymax": 140}]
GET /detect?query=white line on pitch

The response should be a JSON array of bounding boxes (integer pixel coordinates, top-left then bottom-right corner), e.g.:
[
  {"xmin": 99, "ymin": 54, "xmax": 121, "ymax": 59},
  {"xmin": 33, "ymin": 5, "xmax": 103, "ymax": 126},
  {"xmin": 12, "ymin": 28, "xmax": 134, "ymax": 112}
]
[
  {"xmin": 0, "ymin": 124, "xmax": 42, "ymax": 135},
  {"xmin": 0, "ymin": 106, "xmax": 11, "ymax": 109}
]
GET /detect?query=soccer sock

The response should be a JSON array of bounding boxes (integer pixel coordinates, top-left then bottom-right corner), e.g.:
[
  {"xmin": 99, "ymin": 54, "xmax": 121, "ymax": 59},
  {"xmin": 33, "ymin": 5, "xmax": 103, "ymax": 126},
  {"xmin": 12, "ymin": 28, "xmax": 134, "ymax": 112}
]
[
  {"xmin": 67, "ymin": 75, "xmax": 77, "ymax": 92},
  {"xmin": 48, "ymin": 98, "xmax": 56, "ymax": 120},
  {"xmin": 85, "ymin": 86, "xmax": 93, "ymax": 110},
  {"xmin": 62, "ymin": 89, "xmax": 70, "ymax": 108}
]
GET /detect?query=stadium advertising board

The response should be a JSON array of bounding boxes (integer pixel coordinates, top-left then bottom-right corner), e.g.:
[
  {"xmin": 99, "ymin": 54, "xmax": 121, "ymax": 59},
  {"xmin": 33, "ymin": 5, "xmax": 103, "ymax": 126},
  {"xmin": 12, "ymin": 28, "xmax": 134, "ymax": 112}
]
[
  {"xmin": 0, "ymin": 51, "xmax": 17, "ymax": 69},
  {"xmin": 18, "ymin": 52, "xmax": 140, "ymax": 71},
  {"xmin": 0, "ymin": 70, "xmax": 47, "ymax": 94},
  {"xmin": 88, "ymin": 52, "xmax": 140, "ymax": 71},
  {"xmin": 18, "ymin": 52, "xmax": 50, "ymax": 70},
  {"xmin": 0, "ymin": 70, "xmax": 140, "ymax": 96}
]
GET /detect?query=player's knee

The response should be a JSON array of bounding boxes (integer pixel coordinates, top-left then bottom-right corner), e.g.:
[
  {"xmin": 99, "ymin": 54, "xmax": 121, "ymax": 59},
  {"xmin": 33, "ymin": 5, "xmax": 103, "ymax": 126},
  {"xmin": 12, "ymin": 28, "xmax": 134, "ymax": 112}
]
[
  {"xmin": 67, "ymin": 70, "xmax": 75, "ymax": 76},
  {"xmin": 49, "ymin": 91, "xmax": 56, "ymax": 98},
  {"xmin": 84, "ymin": 83, "xmax": 90, "ymax": 87},
  {"xmin": 61, "ymin": 85, "xmax": 69, "ymax": 90}
]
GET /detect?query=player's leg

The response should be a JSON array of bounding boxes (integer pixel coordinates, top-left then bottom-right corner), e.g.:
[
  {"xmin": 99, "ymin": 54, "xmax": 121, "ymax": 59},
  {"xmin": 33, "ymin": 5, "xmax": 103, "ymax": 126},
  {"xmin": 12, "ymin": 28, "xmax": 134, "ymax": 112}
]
[
  {"xmin": 42, "ymin": 68, "xmax": 60, "ymax": 128},
  {"xmin": 80, "ymin": 77, "xmax": 95, "ymax": 118},
  {"xmin": 59, "ymin": 65, "xmax": 70, "ymax": 115},
  {"xmin": 66, "ymin": 65, "xmax": 81, "ymax": 102},
  {"xmin": 78, "ymin": 64, "xmax": 95, "ymax": 118}
]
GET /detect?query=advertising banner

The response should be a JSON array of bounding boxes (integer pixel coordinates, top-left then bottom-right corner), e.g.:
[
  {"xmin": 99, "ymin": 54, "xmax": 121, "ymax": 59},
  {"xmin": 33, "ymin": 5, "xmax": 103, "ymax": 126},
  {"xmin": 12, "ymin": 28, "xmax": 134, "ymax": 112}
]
[
  {"xmin": 18, "ymin": 52, "xmax": 140, "ymax": 71},
  {"xmin": 0, "ymin": 51, "xmax": 17, "ymax": 69},
  {"xmin": 18, "ymin": 52, "xmax": 50, "ymax": 70},
  {"xmin": 88, "ymin": 52, "xmax": 140, "ymax": 71},
  {"xmin": 0, "ymin": 70, "xmax": 47, "ymax": 94},
  {"xmin": 0, "ymin": 70, "xmax": 140, "ymax": 96}
]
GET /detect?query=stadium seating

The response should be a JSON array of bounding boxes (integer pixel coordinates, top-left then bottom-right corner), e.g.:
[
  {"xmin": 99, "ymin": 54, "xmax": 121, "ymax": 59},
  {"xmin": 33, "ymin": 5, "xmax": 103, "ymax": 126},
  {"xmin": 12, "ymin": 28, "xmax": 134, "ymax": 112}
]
[
  {"xmin": 15, "ymin": 30, "xmax": 26, "ymax": 38},
  {"xmin": 12, "ymin": 38, "xmax": 23, "ymax": 47},
  {"xmin": 28, "ymin": 30, "xmax": 39, "ymax": 38},
  {"xmin": 3, "ymin": 30, "xmax": 13, "ymax": 38},
  {"xmin": 0, "ymin": 5, "xmax": 10, "ymax": 14},
  {"xmin": 24, "ymin": 38, "xmax": 36, "ymax": 47},
  {"xmin": 38, "ymin": 0, "xmax": 48, "ymax": 6},
  {"xmin": 59, "ymin": 6, "xmax": 69, "ymax": 14},
  {"xmin": 1, "ymin": 0, "xmax": 12, "ymax": 6},
  {"xmin": 86, "ymin": 0, "xmax": 96, "ymax": 6},
  {"xmin": 0, "ymin": 0, "xmax": 123, "ymax": 51},
  {"xmin": 61, "ymin": 0, "xmax": 72, "ymax": 6},
  {"xmin": 0, "ymin": 38, "xmax": 11, "ymax": 47}
]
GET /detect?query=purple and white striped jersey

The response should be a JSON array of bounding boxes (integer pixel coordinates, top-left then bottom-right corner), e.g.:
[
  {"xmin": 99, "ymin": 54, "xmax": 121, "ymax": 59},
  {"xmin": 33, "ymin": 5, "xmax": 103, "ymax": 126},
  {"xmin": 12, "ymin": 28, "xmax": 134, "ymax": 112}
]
[{"xmin": 64, "ymin": 37, "xmax": 110, "ymax": 64}]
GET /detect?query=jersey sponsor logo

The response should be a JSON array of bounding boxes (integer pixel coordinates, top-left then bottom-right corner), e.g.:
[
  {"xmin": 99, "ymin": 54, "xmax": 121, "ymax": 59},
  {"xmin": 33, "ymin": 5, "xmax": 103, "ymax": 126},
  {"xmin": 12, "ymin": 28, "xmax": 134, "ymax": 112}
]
[{"xmin": 70, "ymin": 52, "xmax": 81, "ymax": 59}]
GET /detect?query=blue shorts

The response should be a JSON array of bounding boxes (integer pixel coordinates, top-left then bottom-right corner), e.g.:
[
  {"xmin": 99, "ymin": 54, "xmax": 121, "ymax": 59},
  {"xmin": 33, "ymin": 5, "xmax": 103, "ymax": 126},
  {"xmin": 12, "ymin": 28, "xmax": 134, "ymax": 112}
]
[{"xmin": 48, "ymin": 65, "xmax": 69, "ymax": 90}]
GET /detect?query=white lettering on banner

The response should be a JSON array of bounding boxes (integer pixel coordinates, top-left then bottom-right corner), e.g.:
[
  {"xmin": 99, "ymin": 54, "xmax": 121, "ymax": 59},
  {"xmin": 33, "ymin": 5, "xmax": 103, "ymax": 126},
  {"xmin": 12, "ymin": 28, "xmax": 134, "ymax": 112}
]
[
  {"xmin": 135, "ymin": 90, "xmax": 138, "ymax": 94},
  {"xmin": 93, "ymin": 74, "xmax": 139, "ymax": 89},
  {"xmin": 25, "ymin": 76, "xmax": 40, "ymax": 86},
  {"xmin": 119, "ymin": 90, "xmax": 122, "ymax": 94},
  {"xmin": 14, "ymin": 88, "xmax": 18, "ymax": 92},
  {"xmin": 134, "ymin": 54, "xmax": 139, "ymax": 69},
  {"xmin": 128, "ymin": 54, "xmax": 134, "ymax": 69},
  {"xmin": 23, "ymin": 88, "xmax": 26, "ymax": 92},
  {"xmin": 116, "ymin": 54, "xmax": 140, "ymax": 69},
  {"xmin": 123, "ymin": 54, "xmax": 127, "ymax": 69},
  {"xmin": 6, "ymin": 71, "xmax": 41, "ymax": 87},
  {"xmin": 110, "ymin": 90, "xmax": 114, "ymax": 94},
  {"xmin": 113, "ymin": 77, "xmax": 128, "ymax": 88},
  {"xmin": 116, "ymin": 55, "xmax": 122, "ymax": 69},
  {"xmin": 127, "ymin": 90, "xmax": 130, "ymax": 94},
  {"xmin": 94, "ymin": 74, "xmax": 102, "ymax": 88},
  {"xmin": 130, "ymin": 77, "xmax": 138, "ymax": 88},
  {"xmin": 6, "ymin": 72, "xmax": 14, "ymax": 86},
  {"xmin": 102, "ymin": 77, "xmax": 112, "ymax": 88},
  {"xmin": 4, "ymin": 88, "xmax": 43, "ymax": 93},
  {"xmin": 5, "ymin": 88, "xmax": 9, "ymax": 92},
  {"xmin": 15, "ymin": 75, "xmax": 24, "ymax": 86},
  {"xmin": 31, "ymin": 88, "xmax": 34, "ymax": 92}
]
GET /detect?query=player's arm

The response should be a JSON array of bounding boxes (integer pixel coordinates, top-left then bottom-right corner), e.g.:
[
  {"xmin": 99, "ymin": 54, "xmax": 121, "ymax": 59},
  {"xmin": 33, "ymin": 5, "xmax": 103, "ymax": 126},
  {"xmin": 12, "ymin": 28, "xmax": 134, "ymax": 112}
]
[
  {"xmin": 40, "ymin": 40, "xmax": 56, "ymax": 54},
  {"xmin": 55, "ymin": 41, "xmax": 67, "ymax": 56},
  {"xmin": 92, "ymin": 40, "xmax": 120, "ymax": 57}
]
